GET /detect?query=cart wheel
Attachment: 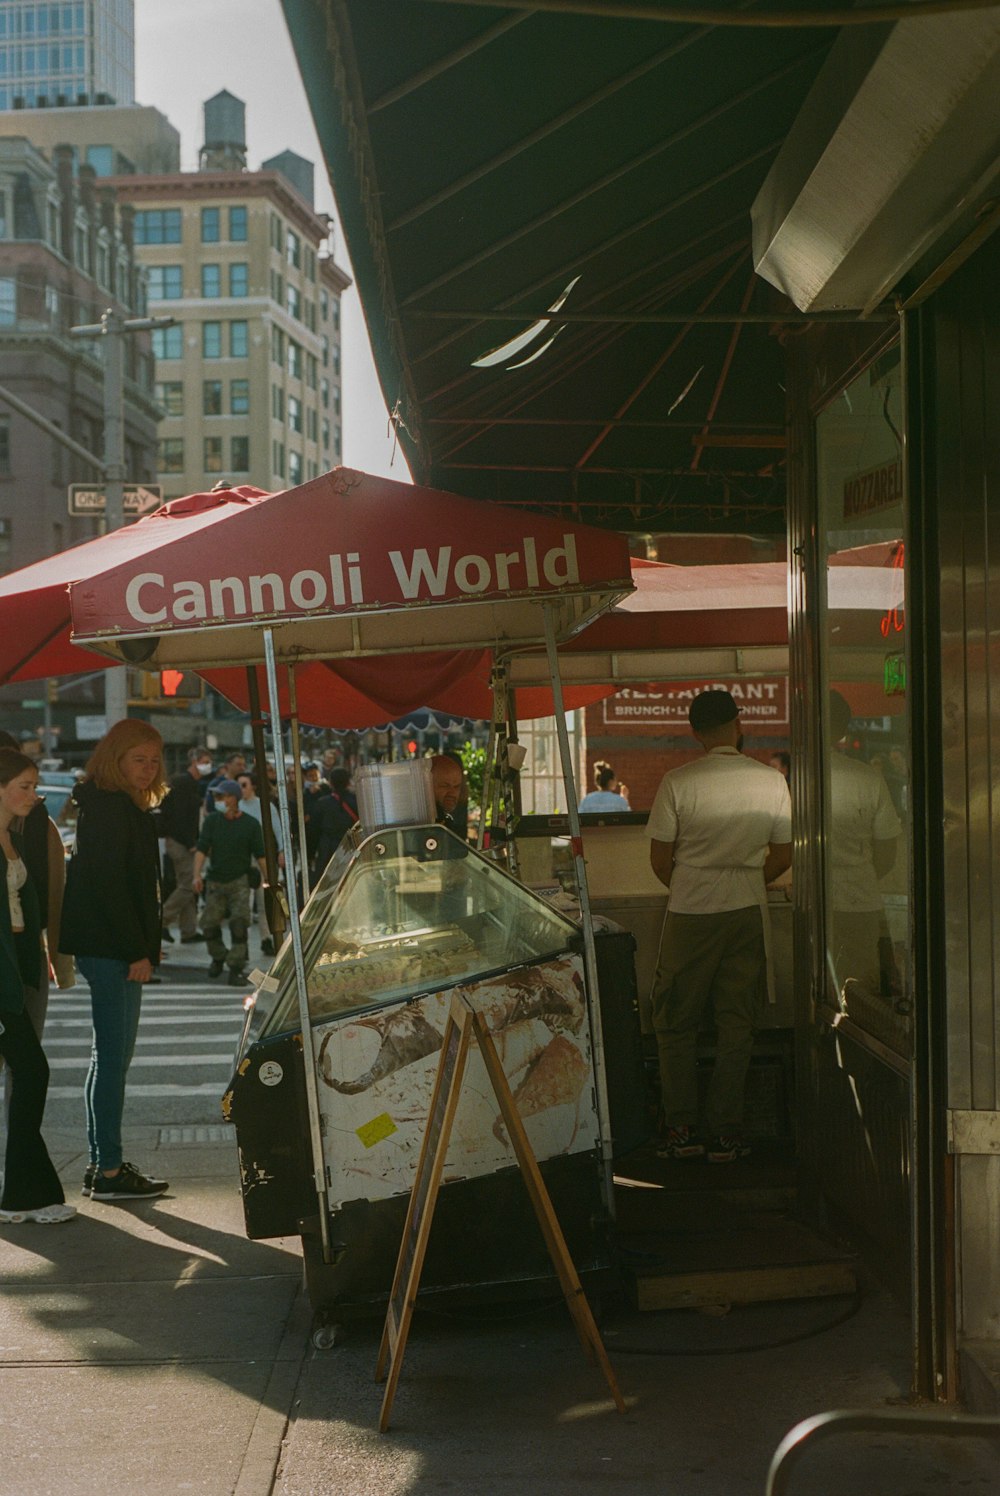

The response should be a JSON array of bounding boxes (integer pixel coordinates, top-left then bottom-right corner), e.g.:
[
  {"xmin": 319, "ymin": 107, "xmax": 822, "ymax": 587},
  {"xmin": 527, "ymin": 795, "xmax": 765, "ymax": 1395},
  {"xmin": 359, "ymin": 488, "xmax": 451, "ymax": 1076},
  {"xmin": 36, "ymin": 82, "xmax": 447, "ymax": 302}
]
[{"xmin": 311, "ymin": 1314, "xmax": 344, "ymax": 1350}]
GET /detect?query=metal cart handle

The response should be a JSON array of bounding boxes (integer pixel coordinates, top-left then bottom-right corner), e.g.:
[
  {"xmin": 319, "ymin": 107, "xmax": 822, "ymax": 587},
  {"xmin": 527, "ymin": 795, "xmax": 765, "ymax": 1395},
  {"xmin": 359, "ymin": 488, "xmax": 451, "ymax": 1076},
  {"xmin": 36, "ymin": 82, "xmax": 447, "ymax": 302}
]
[{"xmin": 766, "ymin": 1407, "xmax": 1000, "ymax": 1496}]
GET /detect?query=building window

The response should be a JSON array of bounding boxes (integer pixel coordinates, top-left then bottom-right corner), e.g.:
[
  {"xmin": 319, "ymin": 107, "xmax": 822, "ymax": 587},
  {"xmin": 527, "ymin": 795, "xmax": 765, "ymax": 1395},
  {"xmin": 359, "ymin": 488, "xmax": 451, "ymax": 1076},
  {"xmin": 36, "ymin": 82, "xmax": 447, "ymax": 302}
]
[
  {"xmin": 271, "ymin": 323, "xmax": 284, "ymax": 365},
  {"xmin": 306, "ymin": 353, "xmax": 317, "ymax": 390},
  {"xmin": 273, "ymin": 440, "xmax": 285, "ymax": 478},
  {"xmin": 321, "ymin": 334, "xmax": 329, "ymax": 368},
  {"xmin": 201, "ymin": 263, "xmax": 221, "ymax": 298},
  {"xmin": 85, "ymin": 143, "xmax": 114, "ymax": 176},
  {"xmin": 134, "ymin": 209, "xmax": 182, "ymax": 245},
  {"xmin": 202, "ymin": 322, "xmax": 222, "ymax": 358},
  {"xmin": 271, "ymin": 384, "xmax": 284, "ymax": 421},
  {"xmin": 229, "ymin": 205, "xmax": 248, "ymax": 242},
  {"xmin": 201, "ymin": 207, "xmax": 220, "ymax": 244},
  {"xmin": 203, "ymin": 380, "xmax": 222, "ymax": 416},
  {"xmin": 287, "ymin": 395, "xmax": 302, "ymax": 434},
  {"xmin": 286, "ymin": 228, "xmax": 300, "ymax": 268},
  {"xmin": 307, "ymin": 407, "xmax": 317, "ymax": 442},
  {"xmin": 0, "ymin": 191, "xmax": 8, "ymax": 239},
  {"xmin": 155, "ymin": 380, "xmax": 183, "ymax": 416},
  {"xmin": 0, "ymin": 277, "xmax": 15, "ymax": 325},
  {"xmin": 271, "ymin": 213, "xmax": 283, "ymax": 252},
  {"xmin": 230, "ymin": 435, "xmax": 249, "ymax": 471},
  {"xmin": 320, "ymin": 378, "xmax": 329, "ymax": 407},
  {"xmin": 231, "ymin": 378, "xmax": 249, "ymax": 415},
  {"xmin": 286, "ymin": 284, "xmax": 300, "ymax": 321},
  {"xmin": 287, "ymin": 340, "xmax": 302, "ymax": 380},
  {"xmin": 320, "ymin": 289, "xmax": 329, "ymax": 320},
  {"xmin": 158, "ymin": 437, "xmax": 184, "ymax": 472},
  {"xmin": 229, "ymin": 320, "xmax": 248, "ymax": 358},
  {"xmin": 229, "ymin": 262, "xmax": 248, "ymax": 297},
  {"xmin": 270, "ymin": 268, "xmax": 284, "ymax": 304},
  {"xmin": 0, "ymin": 516, "xmax": 11, "ymax": 565},
  {"xmin": 204, "ymin": 436, "xmax": 223, "ymax": 474},
  {"xmin": 147, "ymin": 264, "xmax": 182, "ymax": 300},
  {"xmin": 0, "ymin": 421, "xmax": 10, "ymax": 475},
  {"xmin": 152, "ymin": 324, "xmax": 183, "ymax": 359},
  {"xmin": 288, "ymin": 450, "xmax": 302, "ymax": 485}
]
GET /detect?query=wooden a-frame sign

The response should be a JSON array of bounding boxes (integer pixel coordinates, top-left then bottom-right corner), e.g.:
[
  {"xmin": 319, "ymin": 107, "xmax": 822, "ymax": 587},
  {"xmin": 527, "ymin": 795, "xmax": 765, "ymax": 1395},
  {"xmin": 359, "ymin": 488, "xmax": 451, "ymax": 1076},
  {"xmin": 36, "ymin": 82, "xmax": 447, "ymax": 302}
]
[{"xmin": 375, "ymin": 990, "xmax": 625, "ymax": 1432}]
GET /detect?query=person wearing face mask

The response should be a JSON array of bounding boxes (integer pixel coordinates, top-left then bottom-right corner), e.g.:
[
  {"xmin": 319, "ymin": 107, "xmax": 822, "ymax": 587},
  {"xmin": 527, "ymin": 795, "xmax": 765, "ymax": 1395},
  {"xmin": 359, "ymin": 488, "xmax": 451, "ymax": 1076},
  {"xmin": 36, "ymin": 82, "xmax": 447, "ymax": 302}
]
[
  {"xmin": 158, "ymin": 746, "xmax": 214, "ymax": 945},
  {"xmin": 59, "ymin": 719, "xmax": 169, "ymax": 1201},
  {"xmin": 646, "ymin": 690, "xmax": 791, "ymax": 1166},
  {"xmin": 192, "ymin": 781, "xmax": 267, "ymax": 985},
  {"xmin": 0, "ymin": 750, "xmax": 76, "ymax": 1224}
]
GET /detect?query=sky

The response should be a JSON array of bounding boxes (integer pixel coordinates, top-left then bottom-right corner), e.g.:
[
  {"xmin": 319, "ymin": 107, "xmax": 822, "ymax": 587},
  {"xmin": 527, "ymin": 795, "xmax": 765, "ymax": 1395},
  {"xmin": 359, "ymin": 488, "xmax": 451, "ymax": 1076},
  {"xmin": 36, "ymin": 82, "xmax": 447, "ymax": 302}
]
[{"xmin": 133, "ymin": 0, "xmax": 406, "ymax": 482}]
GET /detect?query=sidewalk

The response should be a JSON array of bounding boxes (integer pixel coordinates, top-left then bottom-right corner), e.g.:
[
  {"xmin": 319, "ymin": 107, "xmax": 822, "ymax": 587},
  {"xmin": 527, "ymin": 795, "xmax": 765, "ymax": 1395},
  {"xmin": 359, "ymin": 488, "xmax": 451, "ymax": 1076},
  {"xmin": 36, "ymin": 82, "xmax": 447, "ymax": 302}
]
[
  {"xmin": 2, "ymin": 1132, "xmax": 998, "ymax": 1495},
  {"xmin": 0, "ymin": 1124, "xmax": 303, "ymax": 1496}
]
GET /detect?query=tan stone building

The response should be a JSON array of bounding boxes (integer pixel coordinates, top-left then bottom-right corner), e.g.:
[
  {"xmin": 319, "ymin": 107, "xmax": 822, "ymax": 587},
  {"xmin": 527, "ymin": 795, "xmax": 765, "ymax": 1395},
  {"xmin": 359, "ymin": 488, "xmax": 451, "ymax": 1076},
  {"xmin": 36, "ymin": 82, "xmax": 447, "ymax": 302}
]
[{"xmin": 111, "ymin": 151, "xmax": 350, "ymax": 499}]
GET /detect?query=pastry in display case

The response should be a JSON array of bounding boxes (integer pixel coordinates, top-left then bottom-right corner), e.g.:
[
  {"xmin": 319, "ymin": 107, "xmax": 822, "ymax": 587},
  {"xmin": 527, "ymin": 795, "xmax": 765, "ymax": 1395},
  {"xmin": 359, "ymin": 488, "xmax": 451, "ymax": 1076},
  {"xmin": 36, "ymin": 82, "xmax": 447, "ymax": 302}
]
[{"xmin": 223, "ymin": 821, "xmax": 614, "ymax": 1322}]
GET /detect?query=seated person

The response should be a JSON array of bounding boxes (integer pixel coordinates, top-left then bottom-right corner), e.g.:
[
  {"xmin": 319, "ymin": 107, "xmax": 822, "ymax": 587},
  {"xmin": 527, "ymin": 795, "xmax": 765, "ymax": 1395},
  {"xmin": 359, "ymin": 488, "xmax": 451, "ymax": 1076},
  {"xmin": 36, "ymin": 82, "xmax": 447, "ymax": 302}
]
[{"xmin": 579, "ymin": 761, "xmax": 630, "ymax": 813}]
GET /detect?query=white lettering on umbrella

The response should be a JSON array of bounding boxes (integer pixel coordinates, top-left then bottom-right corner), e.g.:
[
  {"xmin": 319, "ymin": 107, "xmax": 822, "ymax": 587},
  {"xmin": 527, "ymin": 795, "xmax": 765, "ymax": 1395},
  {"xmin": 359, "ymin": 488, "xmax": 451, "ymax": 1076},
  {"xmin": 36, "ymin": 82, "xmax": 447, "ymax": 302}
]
[
  {"xmin": 249, "ymin": 574, "xmax": 286, "ymax": 613},
  {"xmin": 173, "ymin": 580, "xmax": 206, "ymax": 620},
  {"xmin": 289, "ymin": 569, "xmax": 327, "ymax": 609},
  {"xmin": 125, "ymin": 572, "xmax": 167, "ymax": 625},
  {"xmin": 390, "ymin": 547, "xmax": 452, "ymax": 598},
  {"xmin": 454, "ymin": 554, "xmax": 491, "ymax": 593},
  {"xmin": 209, "ymin": 576, "xmax": 247, "ymax": 616}
]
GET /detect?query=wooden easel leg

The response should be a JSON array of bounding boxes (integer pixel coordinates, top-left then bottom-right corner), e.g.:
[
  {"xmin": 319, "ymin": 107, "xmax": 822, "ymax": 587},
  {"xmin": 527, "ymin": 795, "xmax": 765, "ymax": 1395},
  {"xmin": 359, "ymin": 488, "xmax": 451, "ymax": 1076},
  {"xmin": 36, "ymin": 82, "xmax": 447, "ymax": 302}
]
[{"xmin": 472, "ymin": 1014, "xmax": 626, "ymax": 1413}]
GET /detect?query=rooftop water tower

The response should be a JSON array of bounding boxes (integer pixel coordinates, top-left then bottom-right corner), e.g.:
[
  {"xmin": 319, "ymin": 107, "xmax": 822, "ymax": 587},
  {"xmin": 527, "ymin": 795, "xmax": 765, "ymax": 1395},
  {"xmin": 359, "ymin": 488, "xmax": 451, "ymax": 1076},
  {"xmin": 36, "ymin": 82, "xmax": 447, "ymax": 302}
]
[{"xmin": 199, "ymin": 89, "xmax": 247, "ymax": 171}]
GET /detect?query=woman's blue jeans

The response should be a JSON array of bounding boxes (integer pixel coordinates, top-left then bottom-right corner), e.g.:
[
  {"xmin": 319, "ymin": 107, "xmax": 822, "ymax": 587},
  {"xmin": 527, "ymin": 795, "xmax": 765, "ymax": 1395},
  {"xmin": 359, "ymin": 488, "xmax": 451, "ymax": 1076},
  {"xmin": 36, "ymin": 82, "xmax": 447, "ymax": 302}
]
[{"xmin": 78, "ymin": 956, "xmax": 142, "ymax": 1172}]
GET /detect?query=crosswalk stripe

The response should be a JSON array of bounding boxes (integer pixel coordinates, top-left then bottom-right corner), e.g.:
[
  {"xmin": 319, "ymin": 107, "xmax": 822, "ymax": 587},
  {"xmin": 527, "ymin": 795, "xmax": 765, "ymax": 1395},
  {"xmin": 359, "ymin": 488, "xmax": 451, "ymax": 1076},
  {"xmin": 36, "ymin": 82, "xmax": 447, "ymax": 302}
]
[
  {"xmin": 48, "ymin": 1083, "xmax": 227, "ymax": 1098},
  {"xmin": 47, "ymin": 1053, "xmax": 234, "ymax": 1069},
  {"xmin": 43, "ymin": 1034, "xmax": 239, "ymax": 1049},
  {"xmin": 45, "ymin": 1015, "xmax": 247, "ymax": 1029}
]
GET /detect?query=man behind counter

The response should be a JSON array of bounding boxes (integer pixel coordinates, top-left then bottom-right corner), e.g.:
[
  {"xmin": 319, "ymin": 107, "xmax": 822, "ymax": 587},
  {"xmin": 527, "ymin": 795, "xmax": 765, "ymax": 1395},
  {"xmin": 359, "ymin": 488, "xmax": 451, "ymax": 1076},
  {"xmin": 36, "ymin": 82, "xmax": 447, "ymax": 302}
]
[{"xmin": 430, "ymin": 754, "xmax": 466, "ymax": 835}]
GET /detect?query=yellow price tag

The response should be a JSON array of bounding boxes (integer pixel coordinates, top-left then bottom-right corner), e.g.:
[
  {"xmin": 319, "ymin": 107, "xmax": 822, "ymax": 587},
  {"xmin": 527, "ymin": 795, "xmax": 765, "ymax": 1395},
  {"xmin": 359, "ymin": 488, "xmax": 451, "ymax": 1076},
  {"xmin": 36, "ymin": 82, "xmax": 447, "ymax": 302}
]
[{"xmin": 356, "ymin": 1112, "xmax": 398, "ymax": 1149}]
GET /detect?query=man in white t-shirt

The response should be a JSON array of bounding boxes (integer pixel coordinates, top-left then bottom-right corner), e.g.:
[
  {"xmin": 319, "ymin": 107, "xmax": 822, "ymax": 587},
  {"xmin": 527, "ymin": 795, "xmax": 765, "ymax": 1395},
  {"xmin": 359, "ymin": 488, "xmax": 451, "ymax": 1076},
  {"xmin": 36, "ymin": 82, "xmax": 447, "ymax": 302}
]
[{"xmin": 646, "ymin": 689, "xmax": 792, "ymax": 1164}]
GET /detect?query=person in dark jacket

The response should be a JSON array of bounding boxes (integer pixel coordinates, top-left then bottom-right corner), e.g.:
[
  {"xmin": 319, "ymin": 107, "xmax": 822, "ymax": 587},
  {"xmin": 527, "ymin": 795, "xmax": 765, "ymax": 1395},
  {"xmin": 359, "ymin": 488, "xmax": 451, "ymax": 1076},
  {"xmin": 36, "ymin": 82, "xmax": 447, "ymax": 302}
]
[
  {"xmin": 159, "ymin": 745, "xmax": 213, "ymax": 943},
  {"xmin": 0, "ymin": 730, "xmax": 74, "ymax": 1120},
  {"xmin": 0, "ymin": 749, "xmax": 75, "ymax": 1224},
  {"xmin": 60, "ymin": 719, "xmax": 169, "ymax": 1203},
  {"xmin": 311, "ymin": 768, "xmax": 358, "ymax": 880}
]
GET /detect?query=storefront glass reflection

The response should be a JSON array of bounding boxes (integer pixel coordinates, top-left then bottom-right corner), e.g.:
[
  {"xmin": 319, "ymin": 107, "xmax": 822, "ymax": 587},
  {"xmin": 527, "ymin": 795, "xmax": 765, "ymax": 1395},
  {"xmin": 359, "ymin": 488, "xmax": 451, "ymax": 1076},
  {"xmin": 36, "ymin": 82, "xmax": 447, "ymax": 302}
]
[{"xmin": 815, "ymin": 351, "xmax": 911, "ymax": 1052}]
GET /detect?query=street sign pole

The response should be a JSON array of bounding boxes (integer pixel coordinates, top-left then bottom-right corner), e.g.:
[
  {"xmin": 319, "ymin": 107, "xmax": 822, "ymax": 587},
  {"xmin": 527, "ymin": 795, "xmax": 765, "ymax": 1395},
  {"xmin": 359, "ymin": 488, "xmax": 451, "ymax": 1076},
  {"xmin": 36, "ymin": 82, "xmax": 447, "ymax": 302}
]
[{"xmin": 71, "ymin": 309, "xmax": 174, "ymax": 730}]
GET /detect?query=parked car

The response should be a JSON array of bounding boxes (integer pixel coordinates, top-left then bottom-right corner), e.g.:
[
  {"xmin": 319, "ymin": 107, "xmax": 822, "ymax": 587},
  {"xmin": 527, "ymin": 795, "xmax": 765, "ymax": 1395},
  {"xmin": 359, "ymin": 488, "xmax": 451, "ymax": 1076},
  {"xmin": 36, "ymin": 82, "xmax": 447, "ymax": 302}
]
[{"xmin": 36, "ymin": 782, "xmax": 78, "ymax": 854}]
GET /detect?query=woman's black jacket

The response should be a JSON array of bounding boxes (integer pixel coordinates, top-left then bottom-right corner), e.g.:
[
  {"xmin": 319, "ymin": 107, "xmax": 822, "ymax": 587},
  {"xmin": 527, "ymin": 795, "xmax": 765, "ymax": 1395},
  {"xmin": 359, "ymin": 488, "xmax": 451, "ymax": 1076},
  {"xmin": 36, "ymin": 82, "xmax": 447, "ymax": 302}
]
[
  {"xmin": 0, "ymin": 832, "xmax": 43, "ymax": 1015},
  {"xmin": 59, "ymin": 781, "xmax": 162, "ymax": 967}
]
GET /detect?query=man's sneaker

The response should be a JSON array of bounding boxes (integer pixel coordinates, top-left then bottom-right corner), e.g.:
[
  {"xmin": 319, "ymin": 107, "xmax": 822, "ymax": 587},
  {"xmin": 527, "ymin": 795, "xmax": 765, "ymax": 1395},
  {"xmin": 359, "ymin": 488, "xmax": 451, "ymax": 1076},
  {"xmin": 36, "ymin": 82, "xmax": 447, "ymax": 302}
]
[
  {"xmin": 260, "ymin": 938, "xmax": 275, "ymax": 956},
  {"xmin": 208, "ymin": 959, "xmax": 225, "ymax": 977},
  {"xmin": 90, "ymin": 1163, "xmax": 169, "ymax": 1201},
  {"xmin": 0, "ymin": 1201, "xmax": 77, "ymax": 1224},
  {"xmin": 82, "ymin": 1162, "xmax": 97, "ymax": 1197},
  {"xmin": 181, "ymin": 933, "xmax": 205, "ymax": 944},
  {"xmin": 227, "ymin": 967, "xmax": 248, "ymax": 987},
  {"xmin": 161, "ymin": 928, "xmax": 175, "ymax": 943},
  {"xmin": 656, "ymin": 1125, "xmax": 705, "ymax": 1160},
  {"xmin": 706, "ymin": 1134, "xmax": 751, "ymax": 1164}
]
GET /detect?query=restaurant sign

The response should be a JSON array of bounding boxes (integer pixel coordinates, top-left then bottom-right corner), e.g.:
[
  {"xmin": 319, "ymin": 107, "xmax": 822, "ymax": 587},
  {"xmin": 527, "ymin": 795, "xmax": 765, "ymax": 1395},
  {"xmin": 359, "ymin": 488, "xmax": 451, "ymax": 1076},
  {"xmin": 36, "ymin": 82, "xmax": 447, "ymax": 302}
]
[{"xmin": 603, "ymin": 679, "xmax": 788, "ymax": 728}]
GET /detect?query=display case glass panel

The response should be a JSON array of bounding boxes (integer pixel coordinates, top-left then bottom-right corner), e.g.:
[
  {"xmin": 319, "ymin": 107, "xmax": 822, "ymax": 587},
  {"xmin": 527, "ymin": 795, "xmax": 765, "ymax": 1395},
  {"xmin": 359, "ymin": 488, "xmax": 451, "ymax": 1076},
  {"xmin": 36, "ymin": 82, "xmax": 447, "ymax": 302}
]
[{"xmin": 255, "ymin": 824, "xmax": 578, "ymax": 1037}]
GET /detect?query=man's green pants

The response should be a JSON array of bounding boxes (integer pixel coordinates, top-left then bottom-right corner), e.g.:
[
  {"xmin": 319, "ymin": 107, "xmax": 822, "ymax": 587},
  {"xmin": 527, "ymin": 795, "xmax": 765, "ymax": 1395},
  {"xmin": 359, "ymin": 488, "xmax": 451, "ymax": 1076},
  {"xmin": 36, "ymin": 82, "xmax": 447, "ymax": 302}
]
[{"xmin": 650, "ymin": 905, "xmax": 765, "ymax": 1134}]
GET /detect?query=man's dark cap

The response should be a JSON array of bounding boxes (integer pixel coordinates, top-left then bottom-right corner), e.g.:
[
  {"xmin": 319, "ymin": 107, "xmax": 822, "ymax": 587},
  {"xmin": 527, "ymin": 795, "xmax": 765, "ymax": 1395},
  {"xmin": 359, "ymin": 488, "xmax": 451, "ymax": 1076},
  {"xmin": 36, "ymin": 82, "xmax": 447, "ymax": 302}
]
[{"xmin": 689, "ymin": 689, "xmax": 739, "ymax": 732}]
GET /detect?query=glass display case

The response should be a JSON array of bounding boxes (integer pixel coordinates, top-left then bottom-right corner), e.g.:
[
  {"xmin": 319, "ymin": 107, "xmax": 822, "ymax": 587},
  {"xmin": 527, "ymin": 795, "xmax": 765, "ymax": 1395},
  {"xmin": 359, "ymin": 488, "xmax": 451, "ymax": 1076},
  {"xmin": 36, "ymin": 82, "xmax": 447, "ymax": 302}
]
[{"xmin": 246, "ymin": 822, "xmax": 580, "ymax": 1041}]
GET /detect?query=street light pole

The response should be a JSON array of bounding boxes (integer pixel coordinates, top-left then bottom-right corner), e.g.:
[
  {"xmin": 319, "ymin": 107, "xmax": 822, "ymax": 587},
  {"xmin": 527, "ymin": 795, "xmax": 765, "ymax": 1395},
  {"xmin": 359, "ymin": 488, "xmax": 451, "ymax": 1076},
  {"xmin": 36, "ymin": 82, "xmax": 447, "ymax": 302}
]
[{"xmin": 70, "ymin": 309, "xmax": 173, "ymax": 728}]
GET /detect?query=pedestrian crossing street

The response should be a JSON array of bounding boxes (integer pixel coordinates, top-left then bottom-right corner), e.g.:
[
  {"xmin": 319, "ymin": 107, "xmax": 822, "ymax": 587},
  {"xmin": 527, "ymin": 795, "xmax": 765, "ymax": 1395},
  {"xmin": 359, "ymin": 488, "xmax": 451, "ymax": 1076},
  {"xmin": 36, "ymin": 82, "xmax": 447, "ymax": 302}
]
[{"xmin": 43, "ymin": 983, "xmax": 249, "ymax": 1099}]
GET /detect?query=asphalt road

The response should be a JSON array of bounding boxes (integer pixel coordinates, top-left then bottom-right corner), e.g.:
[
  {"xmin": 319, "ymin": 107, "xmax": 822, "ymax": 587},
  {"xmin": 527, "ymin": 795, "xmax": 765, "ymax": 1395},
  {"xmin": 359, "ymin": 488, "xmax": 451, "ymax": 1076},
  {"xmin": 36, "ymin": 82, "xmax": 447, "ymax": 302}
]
[{"xmin": 42, "ymin": 937, "xmax": 262, "ymax": 1135}]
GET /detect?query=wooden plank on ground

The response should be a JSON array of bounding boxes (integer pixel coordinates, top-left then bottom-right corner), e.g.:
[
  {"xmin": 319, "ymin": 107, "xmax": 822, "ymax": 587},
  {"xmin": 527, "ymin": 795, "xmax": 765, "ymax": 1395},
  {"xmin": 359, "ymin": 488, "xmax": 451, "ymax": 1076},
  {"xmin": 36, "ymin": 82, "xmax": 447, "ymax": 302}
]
[{"xmin": 633, "ymin": 1260, "xmax": 858, "ymax": 1312}]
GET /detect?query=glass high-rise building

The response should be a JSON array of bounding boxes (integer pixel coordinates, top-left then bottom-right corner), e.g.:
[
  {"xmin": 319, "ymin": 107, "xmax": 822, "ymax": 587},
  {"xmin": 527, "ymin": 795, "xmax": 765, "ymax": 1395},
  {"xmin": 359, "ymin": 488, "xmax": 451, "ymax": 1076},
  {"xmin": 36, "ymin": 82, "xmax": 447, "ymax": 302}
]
[{"xmin": 0, "ymin": 1, "xmax": 134, "ymax": 112}]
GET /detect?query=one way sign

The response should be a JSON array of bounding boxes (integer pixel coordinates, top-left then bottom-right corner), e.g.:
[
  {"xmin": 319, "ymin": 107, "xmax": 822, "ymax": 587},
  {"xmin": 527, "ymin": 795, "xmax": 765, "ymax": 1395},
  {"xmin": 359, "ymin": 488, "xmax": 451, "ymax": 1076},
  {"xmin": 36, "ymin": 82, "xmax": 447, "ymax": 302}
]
[{"xmin": 68, "ymin": 484, "xmax": 163, "ymax": 517}]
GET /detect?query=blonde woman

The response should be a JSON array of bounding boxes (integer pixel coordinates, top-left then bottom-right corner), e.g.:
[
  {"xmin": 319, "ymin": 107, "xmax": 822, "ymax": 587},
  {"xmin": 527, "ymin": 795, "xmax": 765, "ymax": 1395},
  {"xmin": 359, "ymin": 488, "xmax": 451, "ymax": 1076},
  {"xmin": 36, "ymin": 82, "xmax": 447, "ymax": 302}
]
[{"xmin": 60, "ymin": 720, "xmax": 169, "ymax": 1202}]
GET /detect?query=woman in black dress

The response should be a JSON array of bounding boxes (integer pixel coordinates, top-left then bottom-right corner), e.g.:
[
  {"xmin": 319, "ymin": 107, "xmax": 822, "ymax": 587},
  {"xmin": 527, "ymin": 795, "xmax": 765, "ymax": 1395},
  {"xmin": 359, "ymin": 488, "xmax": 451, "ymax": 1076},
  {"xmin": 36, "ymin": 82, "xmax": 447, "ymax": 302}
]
[{"xmin": 0, "ymin": 749, "xmax": 75, "ymax": 1225}]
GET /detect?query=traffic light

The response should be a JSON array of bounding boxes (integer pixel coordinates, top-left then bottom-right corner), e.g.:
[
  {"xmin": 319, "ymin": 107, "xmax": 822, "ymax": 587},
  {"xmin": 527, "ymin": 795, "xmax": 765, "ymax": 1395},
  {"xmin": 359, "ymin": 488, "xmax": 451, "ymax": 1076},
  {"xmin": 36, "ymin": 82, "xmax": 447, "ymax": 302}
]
[
  {"xmin": 131, "ymin": 669, "xmax": 203, "ymax": 706},
  {"xmin": 161, "ymin": 669, "xmax": 185, "ymax": 697}
]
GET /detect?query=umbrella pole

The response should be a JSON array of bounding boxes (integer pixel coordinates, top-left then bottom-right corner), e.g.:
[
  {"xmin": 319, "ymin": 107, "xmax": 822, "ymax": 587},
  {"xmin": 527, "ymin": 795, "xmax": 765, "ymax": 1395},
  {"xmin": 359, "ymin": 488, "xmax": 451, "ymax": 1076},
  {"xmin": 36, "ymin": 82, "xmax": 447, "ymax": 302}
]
[
  {"xmin": 263, "ymin": 628, "xmax": 332, "ymax": 1258},
  {"xmin": 286, "ymin": 667, "xmax": 311, "ymax": 903},
  {"xmin": 505, "ymin": 680, "xmax": 521, "ymax": 879},
  {"xmin": 478, "ymin": 681, "xmax": 499, "ymax": 853},
  {"xmin": 542, "ymin": 603, "xmax": 615, "ymax": 1218},
  {"xmin": 245, "ymin": 665, "xmax": 285, "ymax": 943}
]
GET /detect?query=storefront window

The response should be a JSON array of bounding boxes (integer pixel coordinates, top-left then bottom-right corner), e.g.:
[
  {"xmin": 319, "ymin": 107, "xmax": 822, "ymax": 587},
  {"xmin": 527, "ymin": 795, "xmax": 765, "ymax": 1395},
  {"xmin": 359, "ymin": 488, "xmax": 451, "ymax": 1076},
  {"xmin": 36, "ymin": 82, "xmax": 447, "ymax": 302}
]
[{"xmin": 815, "ymin": 349, "xmax": 910, "ymax": 1052}]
